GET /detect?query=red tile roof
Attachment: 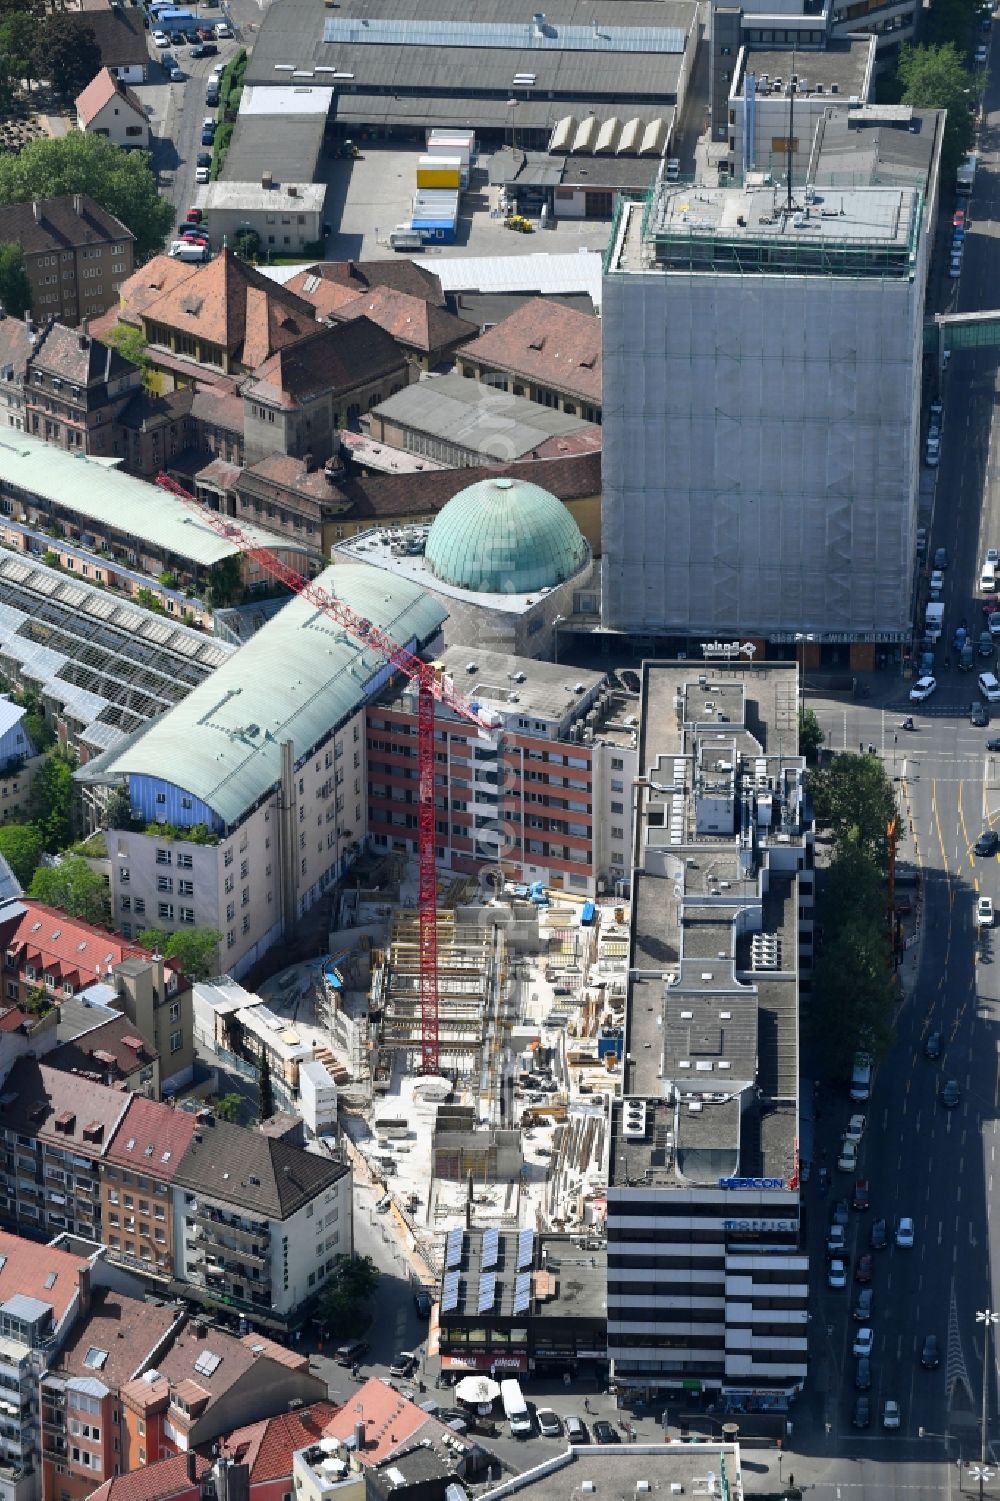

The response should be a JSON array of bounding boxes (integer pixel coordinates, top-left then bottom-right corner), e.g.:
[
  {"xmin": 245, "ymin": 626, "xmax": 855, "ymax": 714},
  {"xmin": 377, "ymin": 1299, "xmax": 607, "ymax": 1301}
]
[
  {"xmin": 86, "ymin": 1450, "xmax": 210, "ymax": 1501},
  {"xmin": 2, "ymin": 1058, "xmax": 131, "ymax": 1158},
  {"xmin": 219, "ymin": 1401, "xmax": 339, "ymax": 1481},
  {"xmin": 56, "ymin": 1287, "xmax": 181, "ymax": 1390},
  {"xmin": 323, "ymin": 1379, "xmax": 429, "ymax": 1465},
  {"xmin": 0, "ymin": 900, "xmax": 147, "ymax": 988},
  {"xmin": 239, "ymin": 1332, "xmax": 309, "ymax": 1372},
  {"xmin": 76, "ymin": 67, "xmax": 146, "ymax": 128},
  {"xmin": 105, "ymin": 1096, "xmax": 198, "ymax": 1179},
  {"xmin": 332, "ymin": 286, "xmax": 477, "ymax": 358},
  {"xmin": 0, "ymin": 1229, "xmax": 89, "ymax": 1327},
  {"xmin": 0, "ymin": 1005, "xmax": 31, "ymax": 1031},
  {"xmin": 459, "ymin": 297, "xmax": 602, "ymax": 406}
]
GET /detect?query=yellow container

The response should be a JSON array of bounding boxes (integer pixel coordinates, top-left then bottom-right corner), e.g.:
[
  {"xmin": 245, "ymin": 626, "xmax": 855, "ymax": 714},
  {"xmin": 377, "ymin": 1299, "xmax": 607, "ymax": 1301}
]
[{"xmin": 416, "ymin": 166, "xmax": 461, "ymax": 188}]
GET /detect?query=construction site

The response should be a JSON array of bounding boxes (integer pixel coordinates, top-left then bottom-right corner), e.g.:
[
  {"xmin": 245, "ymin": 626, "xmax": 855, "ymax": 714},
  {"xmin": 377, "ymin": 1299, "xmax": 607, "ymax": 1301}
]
[{"xmin": 246, "ymin": 865, "xmax": 630, "ymax": 1258}]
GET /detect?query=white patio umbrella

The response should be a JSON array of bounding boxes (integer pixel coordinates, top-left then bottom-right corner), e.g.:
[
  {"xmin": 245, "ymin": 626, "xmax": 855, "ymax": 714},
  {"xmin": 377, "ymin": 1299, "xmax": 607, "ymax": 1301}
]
[{"xmin": 455, "ymin": 1375, "xmax": 501, "ymax": 1405}]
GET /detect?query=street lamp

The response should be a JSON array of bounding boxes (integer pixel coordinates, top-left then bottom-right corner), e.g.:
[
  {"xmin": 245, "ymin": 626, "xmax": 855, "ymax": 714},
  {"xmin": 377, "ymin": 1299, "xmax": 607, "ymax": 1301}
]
[
  {"xmin": 794, "ymin": 633, "xmax": 815, "ymax": 712},
  {"xmin": 970, "ymin": 1467, "xmax": 995, "ymax": 1501},
  {"xmin": 977, "ymin": 1309, "xmax": 1000, "ymax": 1465}
]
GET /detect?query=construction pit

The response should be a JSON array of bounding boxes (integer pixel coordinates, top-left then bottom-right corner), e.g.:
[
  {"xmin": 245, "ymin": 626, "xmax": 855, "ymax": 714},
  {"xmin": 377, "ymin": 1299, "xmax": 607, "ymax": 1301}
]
[{"xmin": 262, "ymin": 873, "xmax": 631, "ymax": 1252}]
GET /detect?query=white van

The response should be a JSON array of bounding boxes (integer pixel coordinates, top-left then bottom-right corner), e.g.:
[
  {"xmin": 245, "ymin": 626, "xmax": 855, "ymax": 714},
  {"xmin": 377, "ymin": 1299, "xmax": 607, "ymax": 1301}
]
[
  {"xmin": 982, "ymin": 561, "xmax": 997, "ymax": 593},
  {"xmin": 169, "ymin": 240, "xmax": 209, "ymax": 262},
  {"xmin": 500, "ymin": 1379, "xmax": 532, "ymax": 1438},
  {"xmin": 849, "ymin": 1051, "xmax": 872, "ymax": 1102},
  {"xmin": 980, "ymin": 671, "xmax": 1000, "ymax": 702}
]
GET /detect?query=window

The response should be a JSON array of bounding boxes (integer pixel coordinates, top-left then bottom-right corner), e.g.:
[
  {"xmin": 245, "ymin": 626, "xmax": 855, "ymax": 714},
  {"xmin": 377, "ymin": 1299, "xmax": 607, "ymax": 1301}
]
[
  {"xmin": 158, "ymin": 902, "xmax": 173, "ymax": 920},
  {"xmin": 134, "ymin": 898, "xmax": 145, "ymax": 915},
  {"xmin": 611, "ymin": 826, "xmax": 624, "ymax": 840},
  {"xmin": 170, "ymin": 1030, "xmax": 183, "ymax": 1054},
  {"xmin": 169, "ymin": 1001, "xmax": 181, "ymax": 1023},
  {"xmin": 611, "ymin": 802, "xmax": 624, "ymax": 815},
  {"xmin": 227, "ymin": 930, "xmax": 235, "ymax": 949},
  {"xmin": 179, "ymin": 907, "xmax": 194, "ymax": 924}
]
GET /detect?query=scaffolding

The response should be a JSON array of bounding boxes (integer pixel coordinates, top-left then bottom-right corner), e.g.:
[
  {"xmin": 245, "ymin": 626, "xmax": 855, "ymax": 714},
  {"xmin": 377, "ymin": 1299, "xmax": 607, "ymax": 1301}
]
[{"xmin": 374, "ymin": 910, "xmax": 505, "ymax": 1076}]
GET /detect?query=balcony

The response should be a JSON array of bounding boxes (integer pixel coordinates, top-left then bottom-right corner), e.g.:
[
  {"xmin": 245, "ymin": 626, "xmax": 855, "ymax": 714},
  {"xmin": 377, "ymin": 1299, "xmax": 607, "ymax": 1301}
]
[{"xmin": 187, "ymin": 1205, "xmax": 269, "ymax": 1241}]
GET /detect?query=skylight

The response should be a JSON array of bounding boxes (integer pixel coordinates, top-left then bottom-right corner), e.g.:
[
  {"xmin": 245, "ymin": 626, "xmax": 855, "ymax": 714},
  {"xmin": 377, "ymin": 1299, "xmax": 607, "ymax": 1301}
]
[
  {"xmin": 193, "ymin": 1350, "xmax": 221, "ymax": 1377},
  {"xmin": 44, "ymin": 1272, "xmax": 57, "ymax": 1290},
  {"xmin": 83, "ymin": 1347, "xmax": 109, "ymax": 1370}
]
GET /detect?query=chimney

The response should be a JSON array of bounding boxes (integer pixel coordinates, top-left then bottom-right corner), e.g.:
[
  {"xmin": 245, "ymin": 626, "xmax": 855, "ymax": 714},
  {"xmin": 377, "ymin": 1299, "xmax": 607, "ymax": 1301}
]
[
  {"xmin": 302, "ymin": 452, "xmax": 314, "ymax": 474},
  {"xmin": 186, "ymin": 1452, "xmax": 198, "ymax": 1485},
  {"xmin": 78, "ymin": 317, "xmax": 90, "ymax": 352},
  {"xmin": 261, "ymin": 171, "xmax": 273, "ymax": 190},
  {"xmin": 288, "ymin": 184, "xmax": 297, "ymax": 198},
  {"xmin": 32, "ymin": 201, "xmax": 41, "ymax": 223},
  {"xmin": 354, "ymin": 1422, "xmax": 365, "ymax": 1452},
  {"xmin": 73, "ymin": 193, "xmax": 82, "ymax": 217},
  {"xmin": 77, "ymin": 1265, "xmax": 92, "ymax": 1318}
]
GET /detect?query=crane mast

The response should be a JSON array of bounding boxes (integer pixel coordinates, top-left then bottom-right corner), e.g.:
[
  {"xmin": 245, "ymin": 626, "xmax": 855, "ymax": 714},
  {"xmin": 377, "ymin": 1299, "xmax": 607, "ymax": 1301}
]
[{"xmin": 156, "ymin": 472, "xmax": 500, "ymax": 1072}]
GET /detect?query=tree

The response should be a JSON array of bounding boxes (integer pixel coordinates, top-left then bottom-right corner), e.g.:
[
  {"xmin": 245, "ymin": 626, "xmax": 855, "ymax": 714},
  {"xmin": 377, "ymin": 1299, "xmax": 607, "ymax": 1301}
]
[
  {"xmin": 102, "ymin": 323, "xmax": 154, "ymax": 389},
  {"xmin": 29, "ymin": 857, "xmax": 111, "ymax": 925},
  {"xmin": 813, "ymin": 914, "xmax": 895, "ymax": 1077},
  {"xmin": 318, "ymin": 1255, "xmax": 379, "ymax": 1339},
  {"xmin": 258, "ymin": 1049, "xmax": 274, "ymax": 1121},
  {"xmin": 798, "ymin": 707, "xmax": 824, "ymax": 765},
  {"xmin": 32, "ymin": 15, "xmax": 100, "ymax": 99},
  {"xmin": 0, "ymin": 823, "xmax": 42, "ymax": 887},
  {"xmin": 104, "ymin": 785, "xmax": 134, "ymax": 829},
  {"xmin": 897, "ymin": 43, "xmax": 974, "ymax": 176},
  {"xmin": 0, "ymin": 132, "xmax": 174, "ymax": 260},
  {"xmin": 0, "ymin": 242, "xmax": 30, "ymax": 318},
  {"xmin": 807, "ymin": 752, "xmax": 897, "ymax": 869},
  {"xmin": 28, "ymin": 750, "xmax": 75, "ymax": 852},
  {"xmin": 215, "ymin": 1092, "xmax": 244, "ymax": 1123},
  {"xmin": 0, "ymin": 13, "xmax": 36, "ymax": 86},
  {"xmin": 137, "ymin": 925, "xmax": 221, "ymax": 979},
  {"xmin": 233, "ymin": 227, "xmax": 260, "ymax": 263}
]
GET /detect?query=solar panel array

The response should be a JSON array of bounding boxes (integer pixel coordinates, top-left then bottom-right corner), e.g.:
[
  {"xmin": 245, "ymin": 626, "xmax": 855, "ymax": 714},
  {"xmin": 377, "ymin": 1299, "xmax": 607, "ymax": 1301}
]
[
  {"xmin": 478, "ymin": 1272, "xmax": 497, "ymax": 1313},
  {"xmin": 481, "ymin": 1227, "xmax": 499, "ymax": 1269},
  {"xmin": 441, "ymin": 1270, "xmax": 460, "ymax": 1312},
  {"xmin": 517, "ymin": 1228, "xmax": 534, "ymax": 1269},
  {"xmin": 446, "ymin": 1227, "xmax": 464, "ymax": 1269},
  {"xmin": 322, "ymin": 16, "xmax": 687, "ymax": 54},
  {"xmin": 513, "ymin": 1271, "xmax": 532, "ymax": 1314}
]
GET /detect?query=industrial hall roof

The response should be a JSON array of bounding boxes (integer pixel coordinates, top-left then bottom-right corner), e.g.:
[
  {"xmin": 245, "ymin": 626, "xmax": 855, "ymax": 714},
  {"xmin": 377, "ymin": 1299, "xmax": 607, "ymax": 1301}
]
[
  {"xmin": 76, "ymin": 564, "xmax": 448, "ymax": 827},
  {"xmin": 244, "ymin": 0, "xmax": 696, "ymax": 114}
]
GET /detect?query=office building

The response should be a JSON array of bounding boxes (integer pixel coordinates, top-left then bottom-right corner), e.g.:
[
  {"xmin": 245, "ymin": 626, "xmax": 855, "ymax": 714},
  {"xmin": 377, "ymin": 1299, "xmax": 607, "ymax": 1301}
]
[
  {"xmin": 601, "ymin": 107, "xmax": 943, "ymax": 667},
  {"xmin": 367, "ymin": 646, "xmax": 637, "ymax": 895},
  {"xmin": 77, "ymin": 565, "xmax": 447, "ymax": 979},
  {"xmin": 606, "ymin": 660, "xmax": 811, "ymax": 1401}
]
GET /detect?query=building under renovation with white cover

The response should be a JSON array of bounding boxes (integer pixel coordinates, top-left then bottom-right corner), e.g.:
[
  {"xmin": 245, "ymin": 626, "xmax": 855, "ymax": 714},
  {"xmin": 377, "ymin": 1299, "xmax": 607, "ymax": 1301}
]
[{"xmin": 600, "ymin": 106, "xmax": 944, "ymax": 666}]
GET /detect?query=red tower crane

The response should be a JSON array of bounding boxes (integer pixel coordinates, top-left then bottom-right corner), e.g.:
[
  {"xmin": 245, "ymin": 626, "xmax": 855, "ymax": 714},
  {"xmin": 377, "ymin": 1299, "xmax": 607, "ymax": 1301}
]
[{"xmin": 156, "ymin": 472, "xmax": 501, "ymax": 1073}]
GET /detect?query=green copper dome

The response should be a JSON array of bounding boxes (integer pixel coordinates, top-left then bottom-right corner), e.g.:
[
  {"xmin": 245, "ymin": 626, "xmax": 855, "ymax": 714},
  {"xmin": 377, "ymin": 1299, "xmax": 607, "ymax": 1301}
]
[{"xmin": 424, "ymin": 476, "xmax": 588, "ymax": 595}]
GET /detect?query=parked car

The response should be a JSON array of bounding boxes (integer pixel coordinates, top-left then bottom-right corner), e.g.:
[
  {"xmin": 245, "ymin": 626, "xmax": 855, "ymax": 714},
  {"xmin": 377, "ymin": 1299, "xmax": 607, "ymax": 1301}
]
[
  {"xmin": 853, "ymin": 1397, "xmax": 871, "ymax": 1429},
  {"xmin": 832, "ymin": 1199, "xmax": 850, "ymax": 1227},
  {"xmin": 870, "ymin": 1217, "xmax": 888, "ymax": 1250},
  {"xmin": 215, "ymin": 19, "xmax": 233, "ymax": 34},
  {"xmin": 837, "ymin": 1137, "xmax": 859, "ymax": 1172},
  {"xmin": 973, "ymin": 700, "xmax": 990, "ymax": 726},
  {"xmin": 195, "ymin": 165, "xmax": 210, "ymax": 183},
  {"xmin": 152, "ymin": 27, "xmax": 170, "ymax": 44},
  {"xmin": 845, "ymin": 1114, "xmax": 866, "ymax": 1144},
  {"xmin": 853, "ymin": 1328, "xmax": 874, "ymax": 1359},
  {"xmin": 827, "ymin": 1224, "xmax": 847, "ymax": 1258},
  {"xmin": 934, "ymin": 546, "xmax": 950, "ymax": 568},
  {"xmin": 536, "ymin": 1409, "xmax": 563, "ymax": 1438},
  {"xmin": 855, "ymin": 1253, "xmax": 874, "ymax": 1284},
  {"xmin": 565, "ymin": 1415, "xmax": 588, "ymax": 1444},
  {"xmin": 977, "ymin": 895, "xmax": 994, "ymax": 927},
  {"xmin": 201, "ymin": 125, "xmax": 216, "ymax": 144},
  {"xmin": 883, "ymin": 1400, "xmax": 901, "ymax": 1430},
  {"xmin": 854, "ymin": 1287, "xmax": 874, "ymax": 1322},
  {"xmin": 334, "ymin": 1339, "xmax": 368, "ymax": 1366},
  {"xmin": 414, "ymin": 1288, "xmax": 432, "ymax": 1318},
  {"xmin": 389, "ymin": 1352, "xmax": 419, "ymax": 1378},
  {"xmin": 593, "ymin": 1421, "xmax": 619, "ymax": 1445},
  {"xmin": 196, "ymin": 24, "xmax": 215, "ymax": 37},
  {"xmin": 855, "ymin": 1357, "xmax": 871, "ymax": 1391},
  {"xmin": 197, "ymin": 150, "xmax": 212, "ymax": 167},
  {"xmin": 852, "ymin": 1179, "xmax": 870, "ymax": 1212},
  {"xmin": 828, "ymin": 1259, "xmax": 848, "ymax": 1289},
  {"xmin": 976, "ymin": 43, "xmax": 988, "ymax": 61}
]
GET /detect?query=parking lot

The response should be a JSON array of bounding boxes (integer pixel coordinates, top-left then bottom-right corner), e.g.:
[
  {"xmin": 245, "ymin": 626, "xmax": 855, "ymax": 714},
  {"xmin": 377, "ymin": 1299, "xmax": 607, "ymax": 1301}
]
[{"xmin": 321, "ymin": 144, "xmax": 618, "ymax": 263}]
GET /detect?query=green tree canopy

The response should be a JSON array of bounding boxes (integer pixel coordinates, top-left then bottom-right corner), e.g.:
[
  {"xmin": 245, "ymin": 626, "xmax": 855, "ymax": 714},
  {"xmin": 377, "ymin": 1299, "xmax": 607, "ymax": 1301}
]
[
  {"xmin": 28, "ymin": 751, "xmax": 75, "ymax": 852},
  {"xmin": 258, "ymin": 1050, "xmax": 274, "ymax": 1120},
  {"xmin": 29, "ymin": 857, "xmax": 112, "ymax": 926},
  {"xmin": 0, "ymin": 13, "xmax": 36, "ymax": 86},
  {"xmin": 318, "ymin": 1255, "xmax": 379, "ymax": 1340},
  {"xmin": 0, "ymin": 242, "xmax": 30, "ymax": 318},
  {"xmin": 137, "ymin": 925, "xmax": 221, "ymax": 979},
  {"xmin": 0, "ymin": 823, "xmax": 42, "ymax": 887},
  {"xmin": 0, "ymin": 132, "xmax": 174, "ymax": 259},
  {"xmin": 807, "ymin": 752, "xmax": 897, "ymax": 869},
  {"xmin": 813, "ymin": 913, "xmax": 895, "ymax": 1077},
  {"xmin": 897, "ymin": 43, "xmax": 974, "ymax": 176},
  {"xmin": 798, "ymin": 707, "xmax": 824, "ymax": 765},
  {"xmin": 102, "ymin": 322, "xmax": 153, "ymax": 387},
  {"xmin": 215, "ymin": 1092, "xmax": 244, "ymax": 1123},
  {"xmin": 32, "ymin": 16, "xmax": 101, "ymax": 99},
  {"xmin": 232, "ymin": 226, "xmax": 260, "ymax": 262}
]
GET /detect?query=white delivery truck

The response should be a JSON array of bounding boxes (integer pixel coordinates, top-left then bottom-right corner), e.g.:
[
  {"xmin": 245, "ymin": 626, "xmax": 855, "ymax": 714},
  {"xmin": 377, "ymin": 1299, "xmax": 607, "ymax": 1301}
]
[
  {"xmin": 925, "ymin": 601, "xmax": 944, "ymax": 642},
  {"xmin": 501, "ymin": 1378, "xmax": 532, "ymax": 1437},
  {"xmin": 850, "ymin": 1051, "xmax": 873, "ymax": 1102}
]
